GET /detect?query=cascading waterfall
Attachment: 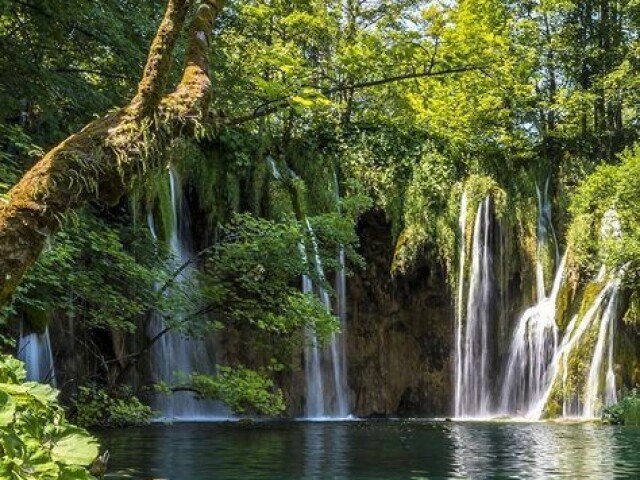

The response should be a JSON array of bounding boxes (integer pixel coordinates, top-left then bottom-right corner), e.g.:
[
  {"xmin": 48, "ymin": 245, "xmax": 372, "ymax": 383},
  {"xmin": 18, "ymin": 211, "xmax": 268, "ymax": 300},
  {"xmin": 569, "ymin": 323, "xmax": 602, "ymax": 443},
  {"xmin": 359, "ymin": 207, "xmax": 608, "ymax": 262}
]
[
  {"xmin": 147, "ymin": 168, "xmax": 227, "ymax": 420},
  {"xmin": 498, "ymin": 183, "xmax": 565, "ymax": 416},
  {"xmin": 455, "ymin": 196, "xmax": 494, "ymax": 418},
  {"xmin": 332, "ymin": 173, "xmax": 349, "ymax": 418},
  {"xmin": 499, "ymin": 254, "xmax": 565, "ymax": 415},
  {"xmin": 533, "ymin": 209, "xmax": 622, "ymax": 419},
  {"xmin": 17, "ymin": 323, "xmax": 56, "ymax": 385},
  {"xmin": 454, "ymin": 192, "xmax": 468, "ymax": 418},
  {"xmin": 455, "ymin": 184, "xmax": 622, "ymax": 420},
  {"xmin": 301, "ymin": 219, "xmax": 350, "ymax": 419},
  {"xmin": 301, "ymin": 242, "xmax": 326, "ymax": 418},
  {"xmin": 529, "ymin": 279, "xmax": 616, "ymax": 419},
  {"xmin": 267, "ymin": 157, "xmax": 350, "ymax": 419}
]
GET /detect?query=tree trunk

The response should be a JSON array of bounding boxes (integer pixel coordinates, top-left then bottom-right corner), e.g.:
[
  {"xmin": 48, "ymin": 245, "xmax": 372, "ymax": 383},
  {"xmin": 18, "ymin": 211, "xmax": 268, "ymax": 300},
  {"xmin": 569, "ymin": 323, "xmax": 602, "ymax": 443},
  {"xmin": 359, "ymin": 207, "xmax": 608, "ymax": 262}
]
[{"xmin": 0, "ymin": 0, "xmax": 225, "ymax": 306}]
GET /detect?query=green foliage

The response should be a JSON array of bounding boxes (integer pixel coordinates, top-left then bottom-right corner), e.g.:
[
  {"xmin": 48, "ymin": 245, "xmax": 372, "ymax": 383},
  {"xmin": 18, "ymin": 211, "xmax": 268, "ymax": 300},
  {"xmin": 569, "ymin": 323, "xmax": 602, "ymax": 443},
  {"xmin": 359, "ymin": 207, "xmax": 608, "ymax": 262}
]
[
  {"xmin": 1, "ymin": 210, "xmax": 173, "ymax": 333},
  {"xmin": 200, "ymin": 213, "xmax": 361, "ymax": 340},
  {"xmin": 188, "ymin": 366, "xmax": 286, "ymax": 416},
  {"xmin": 0, "ymin": 0, "xmax": 162, "ymax": 142},
  {"xmin": 568, "ymin": 144, "xmax": 640, "ymax": 286},
  {"xmin": 0, "ymin": 355, "xmax": 98, "ymax": 479},
  {"xmin": 603, "ymin": 389, "xmax": 640, "ymax": 426},
  {"xmin": 71, "ymin": 385, "xmax": 155, "ymax": 428}
]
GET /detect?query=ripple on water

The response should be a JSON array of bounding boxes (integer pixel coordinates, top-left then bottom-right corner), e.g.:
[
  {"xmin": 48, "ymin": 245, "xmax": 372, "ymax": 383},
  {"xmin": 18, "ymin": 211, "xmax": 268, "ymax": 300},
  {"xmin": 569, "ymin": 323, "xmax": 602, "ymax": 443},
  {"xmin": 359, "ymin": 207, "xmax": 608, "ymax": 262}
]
[{"xmin": 98, "ymin": 420, "xmax": 640, "ymax": 480}]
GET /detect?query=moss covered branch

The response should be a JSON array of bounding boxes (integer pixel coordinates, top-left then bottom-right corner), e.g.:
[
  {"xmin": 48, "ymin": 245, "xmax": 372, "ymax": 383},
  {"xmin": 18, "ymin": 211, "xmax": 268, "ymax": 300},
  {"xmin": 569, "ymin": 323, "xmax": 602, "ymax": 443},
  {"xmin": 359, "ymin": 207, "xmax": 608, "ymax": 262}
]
[{"xmin": 0, "ymin": 0, "xmax": 226, "ymax": 306}]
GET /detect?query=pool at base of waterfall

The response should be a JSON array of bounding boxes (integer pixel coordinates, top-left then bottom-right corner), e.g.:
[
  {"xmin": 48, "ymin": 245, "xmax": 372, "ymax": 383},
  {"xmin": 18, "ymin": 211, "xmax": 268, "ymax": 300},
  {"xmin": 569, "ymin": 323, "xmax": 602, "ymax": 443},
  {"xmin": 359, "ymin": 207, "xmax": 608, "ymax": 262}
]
[{"xmin": 98, "ymin": 420, "xmax": 640, "ymax": 479}]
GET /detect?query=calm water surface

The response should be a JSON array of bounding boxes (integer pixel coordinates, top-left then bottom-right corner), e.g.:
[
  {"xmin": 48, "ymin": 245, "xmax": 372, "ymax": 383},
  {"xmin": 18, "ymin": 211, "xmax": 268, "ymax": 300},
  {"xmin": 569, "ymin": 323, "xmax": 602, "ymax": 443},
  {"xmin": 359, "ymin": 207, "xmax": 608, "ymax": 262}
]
[{"xmin": 98, "ymin": 420, "xmax": 640, "ymax": 479}]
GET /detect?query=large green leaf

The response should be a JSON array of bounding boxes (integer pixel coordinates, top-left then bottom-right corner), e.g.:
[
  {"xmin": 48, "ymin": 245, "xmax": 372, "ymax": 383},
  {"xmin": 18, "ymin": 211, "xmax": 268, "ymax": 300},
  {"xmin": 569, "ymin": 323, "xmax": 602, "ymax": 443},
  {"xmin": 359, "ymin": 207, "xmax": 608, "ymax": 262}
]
[
  {"xmin": 0, "ymin": 390, "xmax": 16, "ymax": 426},
  {"xmin": 25, "ymin": 383, "xmax": 59, "ymax": 405},
  {"xmin": 51, "ymin": 430, "xmax": 99, "ymax": 466}
]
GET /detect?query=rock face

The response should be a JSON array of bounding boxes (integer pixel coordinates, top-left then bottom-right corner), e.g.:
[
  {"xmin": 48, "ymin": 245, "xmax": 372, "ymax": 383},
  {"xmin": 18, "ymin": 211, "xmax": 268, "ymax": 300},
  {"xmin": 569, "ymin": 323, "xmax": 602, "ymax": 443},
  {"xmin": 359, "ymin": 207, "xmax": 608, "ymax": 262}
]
[{"xmin": 346, "ymin": 211, "xmax": 453, "ymax": 417}]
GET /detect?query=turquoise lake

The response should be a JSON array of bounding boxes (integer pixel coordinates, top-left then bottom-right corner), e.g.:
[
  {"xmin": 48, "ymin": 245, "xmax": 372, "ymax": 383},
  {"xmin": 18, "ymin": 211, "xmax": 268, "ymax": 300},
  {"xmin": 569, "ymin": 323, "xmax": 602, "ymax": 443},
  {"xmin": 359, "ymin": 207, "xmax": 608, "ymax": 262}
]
[{"xmin": 98, "ymin": 420, "xmax": 640, "ymax": 479}]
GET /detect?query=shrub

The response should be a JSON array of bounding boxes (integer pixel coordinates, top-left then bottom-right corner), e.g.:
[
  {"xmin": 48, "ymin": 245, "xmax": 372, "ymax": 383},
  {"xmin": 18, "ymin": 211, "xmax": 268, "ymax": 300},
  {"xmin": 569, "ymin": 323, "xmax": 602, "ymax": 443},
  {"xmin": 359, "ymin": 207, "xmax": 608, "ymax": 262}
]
[
  {"xmin": 72, "ymin": 385, "xmax": 155, "ymax": 428},
  {"xmin": 603, "ymin": 389, "xmax": 640, "ymax": 426}
]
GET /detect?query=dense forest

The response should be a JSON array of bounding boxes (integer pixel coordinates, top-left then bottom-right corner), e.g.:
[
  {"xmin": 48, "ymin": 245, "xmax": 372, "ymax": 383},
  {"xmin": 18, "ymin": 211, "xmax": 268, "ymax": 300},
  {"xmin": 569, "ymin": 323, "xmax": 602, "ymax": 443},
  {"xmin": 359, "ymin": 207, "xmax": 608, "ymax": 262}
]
[{"xmin": 0, "ymin": 0, "xmax": 639, "ymax": 478}]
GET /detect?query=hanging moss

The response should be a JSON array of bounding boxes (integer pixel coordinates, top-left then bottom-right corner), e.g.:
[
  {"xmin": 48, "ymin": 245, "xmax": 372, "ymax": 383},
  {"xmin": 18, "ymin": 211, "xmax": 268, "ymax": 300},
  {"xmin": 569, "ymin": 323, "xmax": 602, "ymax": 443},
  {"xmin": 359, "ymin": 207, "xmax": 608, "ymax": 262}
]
[
  {"xmin": 555, "ymin": 274, "xmax": 575, "ymax": 331},
  {"xmin": 129, "ymin": 166, "xmax": 174, "ymax": 246},
  {"xmin": 21, "ymin": 305, "xmax": 49, "ymax": 334},
  {"xmin": 286, "ymin": 143, "xmax": 337, "ymax": 217}
]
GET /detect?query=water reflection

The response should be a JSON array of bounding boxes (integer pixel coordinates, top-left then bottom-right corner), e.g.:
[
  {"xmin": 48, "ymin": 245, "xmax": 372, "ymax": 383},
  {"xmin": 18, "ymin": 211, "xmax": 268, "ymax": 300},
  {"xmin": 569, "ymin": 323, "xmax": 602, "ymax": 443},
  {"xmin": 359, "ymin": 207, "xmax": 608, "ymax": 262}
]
[
  {"xmin": 449, "ymin": 422, "xmax": 639, "ymax": 478},
  {"xmin": 303, "ymin": 423, "xmax": 349, "ymax": 479},
  {"xmin": 100, "ymin": 420, "xmax": 640, "ymax": 480}
]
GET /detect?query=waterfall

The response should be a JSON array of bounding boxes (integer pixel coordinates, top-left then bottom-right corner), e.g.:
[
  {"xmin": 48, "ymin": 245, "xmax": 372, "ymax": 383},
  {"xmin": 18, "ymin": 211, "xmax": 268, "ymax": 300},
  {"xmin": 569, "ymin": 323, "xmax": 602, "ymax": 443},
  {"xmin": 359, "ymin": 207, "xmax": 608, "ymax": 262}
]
[
  {"xmin": 504, "ymin": 197, "xmax": 623, "ymax": 419},
  {"xmin": 301, "ymin": 240, "xmax": 326, "ymax": 418},
  {"xmin": 529, "ymin": 279, "xmax": 614, "ymax": 419},
  {"xmin": 332, "ymin": 173, "xmax": 349, "ymax": 418},
  {"xmin": 332, "ymin": 246, "xmax": 349, "ymax": 417},
  {"xmin": 499, "ymin": 253, "xmax": 566, "ymax": 415},
  {"xmin": 455, "ymin": 196, "xmax": 494, "ymax": 418},
  {"xmin": 497, "ymin": 181, "xmax": 565, "ymax": 415},
  {"xmin": 536, "ymin": 177, "xmax": 560, "ymax": 270},
  {"xmin": 583, "ymin": 280, "xmax": 620, "ymax": 418},
  {"xmin": 301, "ymin": 219, "xmax": 350, "ymax": 419},
  {"xmin": 17, "ymin": 323, "xmax": 56, "ymax": 385},
  {"xmin": 147, "ymin": 168, "xmax": 227, "ymax": 420},
  {"xmin": 454, "ymin": 192, "xmax": 468, "ymax": 418},
  {"xmin": 454, "ymin": 183, "xmax": 623, "ymax": 420}
]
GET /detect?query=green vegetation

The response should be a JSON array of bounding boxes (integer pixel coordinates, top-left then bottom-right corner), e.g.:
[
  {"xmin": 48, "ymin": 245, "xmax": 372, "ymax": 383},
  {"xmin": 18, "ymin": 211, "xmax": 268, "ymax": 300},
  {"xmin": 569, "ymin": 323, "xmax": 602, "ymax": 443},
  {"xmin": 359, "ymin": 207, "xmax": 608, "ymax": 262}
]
[
  {"xmin": 189, "ymin": 366, "xmax": 285, "ymax": 416},
  {"xmin": 0, "ymin": 355, "xmax": 97, "ymax": 479},
  {"xmin": 603, "ymin": 390, "xmax": 640, "ymax": 426},
  {"xmin": 0, "ymin": 0, "xmax": 639, "ymax": 472},
  {"xmin": 71, "ymin": 385, "xmax": 155, "ymax": 428}
]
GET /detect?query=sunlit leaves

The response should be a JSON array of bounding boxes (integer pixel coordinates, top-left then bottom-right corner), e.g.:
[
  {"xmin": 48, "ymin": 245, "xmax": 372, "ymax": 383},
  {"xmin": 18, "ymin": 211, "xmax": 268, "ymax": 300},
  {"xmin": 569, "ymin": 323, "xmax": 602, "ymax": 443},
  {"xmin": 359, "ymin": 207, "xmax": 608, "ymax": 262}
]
[
  {"xmin": 188, "ymin": 366, "xmax": 286, "ymax": 415},
  {"xmin": 199, "ymin": 213, "xmax": 358, "ymax": 340},
  {"xmin": 0, "ymin": 356, "xmax": 98, "ymax": 479}
]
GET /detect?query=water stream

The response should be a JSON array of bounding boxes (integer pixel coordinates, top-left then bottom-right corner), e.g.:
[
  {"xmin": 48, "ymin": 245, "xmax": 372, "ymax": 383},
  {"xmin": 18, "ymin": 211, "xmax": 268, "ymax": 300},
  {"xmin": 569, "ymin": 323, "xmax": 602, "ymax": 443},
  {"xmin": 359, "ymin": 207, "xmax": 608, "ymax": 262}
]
[
  {"xmin": 455, "ymin": 196, "xmax": 493, "ymax": 418},
  {"xmin": 17, "ymin": 323, "xmax": 56, "ymax": 385},
  {"xmin": 301, "ymin": 219, "xmax": 350, "ymax": 419},
  {"xmin": 147, "ymin": 168, "xmax": 227, "ymax": 420}
]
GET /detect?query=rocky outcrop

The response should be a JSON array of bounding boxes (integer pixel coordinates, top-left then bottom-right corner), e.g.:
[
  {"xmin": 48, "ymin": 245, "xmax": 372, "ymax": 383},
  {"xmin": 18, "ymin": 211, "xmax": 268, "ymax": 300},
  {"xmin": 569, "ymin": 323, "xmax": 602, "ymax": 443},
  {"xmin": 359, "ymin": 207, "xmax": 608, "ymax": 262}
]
[{"xmin": 346, "ymin": 211, "xmax": 453, "ymax": 417}]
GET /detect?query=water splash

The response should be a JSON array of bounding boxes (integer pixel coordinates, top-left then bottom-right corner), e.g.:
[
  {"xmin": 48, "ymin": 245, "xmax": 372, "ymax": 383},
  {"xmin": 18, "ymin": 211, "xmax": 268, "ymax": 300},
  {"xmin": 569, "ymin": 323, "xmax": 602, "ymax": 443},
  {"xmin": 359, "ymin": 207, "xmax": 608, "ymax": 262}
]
[
  {"xmin": 498, "ymin": 180, "xmax": 566, "ymax": 415},
  {"xmin": 529, "ymin": 280, "xmax": 614, "ymax": 419},
  {"xmin": 499, "ymin": 253, "xmax": 566, "ymax": 415}
]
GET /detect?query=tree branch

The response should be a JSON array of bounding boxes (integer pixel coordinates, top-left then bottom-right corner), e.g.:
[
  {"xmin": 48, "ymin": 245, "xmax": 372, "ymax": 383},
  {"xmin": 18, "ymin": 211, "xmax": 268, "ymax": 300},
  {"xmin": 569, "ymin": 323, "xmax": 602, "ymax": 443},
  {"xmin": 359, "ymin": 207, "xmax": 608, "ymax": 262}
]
[
  {"xmin": 225, "ymin": 65, "xmax": 487, "ymax": 125},
  {"xmin": 323, "ymin": 64, "xmax": 487, "ymax": 94},
  {"xmin": 0, "ymin": 0, "xmax": 227, "ymax": 306},
  {"xmin": 131, "ymin": 0, "xmax": 193, "ymax": 117}
]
